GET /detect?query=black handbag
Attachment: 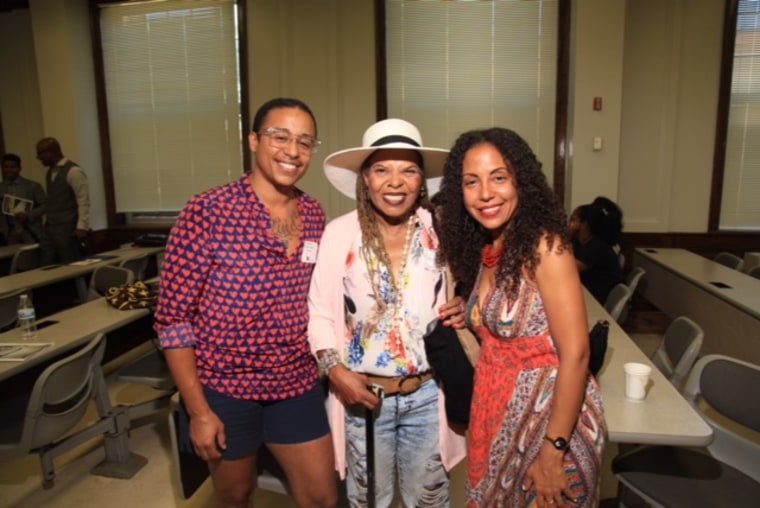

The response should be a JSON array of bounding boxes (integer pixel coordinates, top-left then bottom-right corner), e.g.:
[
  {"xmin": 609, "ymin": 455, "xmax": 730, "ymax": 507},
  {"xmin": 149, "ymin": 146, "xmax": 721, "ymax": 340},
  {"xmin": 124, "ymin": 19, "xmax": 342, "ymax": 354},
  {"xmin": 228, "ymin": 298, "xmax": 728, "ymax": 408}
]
[
  {"xmin": 589, "ymin": 319, "xmax": 610, "ymax": 376},
  {"xmin": 423, "ymin": 320, "xmax": 476, "ymax": 426},
  {"xmin": 422, "ymin": 268, "xmax": 481, "ymax": 427}
]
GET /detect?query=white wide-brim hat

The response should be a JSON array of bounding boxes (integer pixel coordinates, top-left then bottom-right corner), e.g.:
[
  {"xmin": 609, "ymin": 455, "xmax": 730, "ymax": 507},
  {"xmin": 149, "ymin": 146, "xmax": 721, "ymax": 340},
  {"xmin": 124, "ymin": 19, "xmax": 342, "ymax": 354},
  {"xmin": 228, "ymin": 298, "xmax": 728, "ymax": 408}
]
[{"xmin": 324, "ymin": 118, "xmax": 449, "ymax": 199}]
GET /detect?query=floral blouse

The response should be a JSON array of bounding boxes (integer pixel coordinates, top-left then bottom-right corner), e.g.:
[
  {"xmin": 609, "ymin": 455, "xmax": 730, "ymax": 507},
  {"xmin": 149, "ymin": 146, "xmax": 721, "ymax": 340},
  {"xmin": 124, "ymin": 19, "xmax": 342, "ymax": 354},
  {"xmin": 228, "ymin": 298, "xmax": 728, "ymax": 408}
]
[{"xmin": 342, "ymin": 220, "xmax": 445, "ymax": 377}]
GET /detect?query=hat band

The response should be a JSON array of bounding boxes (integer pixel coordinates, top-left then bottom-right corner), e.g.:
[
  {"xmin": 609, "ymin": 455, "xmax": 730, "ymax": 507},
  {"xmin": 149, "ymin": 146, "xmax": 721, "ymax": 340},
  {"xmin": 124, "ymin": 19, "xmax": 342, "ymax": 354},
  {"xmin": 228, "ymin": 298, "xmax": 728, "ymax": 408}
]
[{"xmin": 371, "ymin": 135, "xmax": 420, "ymax": 147}]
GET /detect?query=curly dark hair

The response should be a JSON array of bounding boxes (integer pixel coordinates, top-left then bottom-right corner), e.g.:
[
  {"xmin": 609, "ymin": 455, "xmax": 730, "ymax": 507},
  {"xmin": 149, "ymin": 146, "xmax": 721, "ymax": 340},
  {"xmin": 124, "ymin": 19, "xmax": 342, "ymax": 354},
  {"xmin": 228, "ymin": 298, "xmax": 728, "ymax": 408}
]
[
  {"xmin": 437, "ymin": 128, "xmax": 569, "ymax": 296},
  {"xmin": 588, "ymin": 196, "xmax": 623, "ymax": 246}
]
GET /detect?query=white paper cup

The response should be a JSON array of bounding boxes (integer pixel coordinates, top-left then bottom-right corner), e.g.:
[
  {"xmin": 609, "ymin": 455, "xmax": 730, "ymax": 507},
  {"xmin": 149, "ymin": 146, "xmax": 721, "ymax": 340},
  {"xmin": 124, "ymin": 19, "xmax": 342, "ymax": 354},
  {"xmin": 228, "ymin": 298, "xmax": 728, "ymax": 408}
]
[{"xmin": 624, "ymin": 362, "xmax": 652, "ymax": 401}]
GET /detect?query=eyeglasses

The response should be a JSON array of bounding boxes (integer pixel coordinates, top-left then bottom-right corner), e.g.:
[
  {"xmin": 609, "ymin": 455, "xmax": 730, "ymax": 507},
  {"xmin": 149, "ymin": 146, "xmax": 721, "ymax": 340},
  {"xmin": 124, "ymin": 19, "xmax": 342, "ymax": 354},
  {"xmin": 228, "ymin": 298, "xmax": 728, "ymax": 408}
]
[{"xmin": 258, "ymin": 127, "xmax": 322, "ymax": 154}]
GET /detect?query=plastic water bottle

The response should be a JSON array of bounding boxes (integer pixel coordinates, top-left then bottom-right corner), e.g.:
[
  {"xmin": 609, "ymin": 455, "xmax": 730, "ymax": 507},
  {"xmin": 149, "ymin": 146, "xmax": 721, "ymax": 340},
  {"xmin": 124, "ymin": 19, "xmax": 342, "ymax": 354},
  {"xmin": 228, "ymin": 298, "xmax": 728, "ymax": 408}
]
[{"xmin": 17, "ymin": 294, "xmax": 37, "ymax": 339}]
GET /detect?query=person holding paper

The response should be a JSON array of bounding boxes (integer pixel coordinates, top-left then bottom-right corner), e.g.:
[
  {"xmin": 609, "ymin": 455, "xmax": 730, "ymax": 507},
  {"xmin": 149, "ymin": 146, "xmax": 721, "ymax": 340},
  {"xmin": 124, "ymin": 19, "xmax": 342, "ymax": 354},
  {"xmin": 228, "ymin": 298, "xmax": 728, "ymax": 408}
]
[{"xmin": 0, "ymin": 153, "xmax": 46, "ymax": 245}]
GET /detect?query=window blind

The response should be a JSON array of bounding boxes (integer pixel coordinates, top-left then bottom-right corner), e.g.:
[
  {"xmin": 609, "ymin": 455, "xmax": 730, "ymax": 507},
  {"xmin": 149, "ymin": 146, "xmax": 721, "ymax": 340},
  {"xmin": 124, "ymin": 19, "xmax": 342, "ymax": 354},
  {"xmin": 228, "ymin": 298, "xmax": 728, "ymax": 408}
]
[
  {"xmin": 385, "ymin": 0, "xmax": 558, "ymax": 182},
  {"xmin": 722, "ymin": 0, "xmax": 760, "ymax": 230},
  {"xmin": 99, "ymin": 0, "xmax": 243, "ymax": 214}
]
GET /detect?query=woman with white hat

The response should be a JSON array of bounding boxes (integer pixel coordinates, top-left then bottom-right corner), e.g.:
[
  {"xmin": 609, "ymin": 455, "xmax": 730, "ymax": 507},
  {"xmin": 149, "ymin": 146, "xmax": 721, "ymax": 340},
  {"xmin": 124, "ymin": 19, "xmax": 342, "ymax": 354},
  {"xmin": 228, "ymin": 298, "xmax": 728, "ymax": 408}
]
[{"xmin": 308, "ymin": 119, "xmax": 467, "ymax": 507}]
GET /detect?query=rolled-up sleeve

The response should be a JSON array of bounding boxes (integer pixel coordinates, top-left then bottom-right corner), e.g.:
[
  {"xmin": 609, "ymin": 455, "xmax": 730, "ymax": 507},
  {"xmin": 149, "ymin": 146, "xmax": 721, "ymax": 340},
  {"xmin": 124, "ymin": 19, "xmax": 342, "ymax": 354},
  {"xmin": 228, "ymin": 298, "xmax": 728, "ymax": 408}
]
[{"xmin": 154, "ymin": 195, "xmax": 214, "ymax": 349}]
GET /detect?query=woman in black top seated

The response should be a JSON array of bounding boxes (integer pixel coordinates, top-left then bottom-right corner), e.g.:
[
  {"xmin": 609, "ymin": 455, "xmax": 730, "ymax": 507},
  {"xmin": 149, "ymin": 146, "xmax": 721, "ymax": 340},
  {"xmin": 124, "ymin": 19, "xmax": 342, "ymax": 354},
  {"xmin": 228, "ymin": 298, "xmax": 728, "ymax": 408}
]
[{"xmin": 569, "ymin": 197, "xmax": 624, "ymax": 304}]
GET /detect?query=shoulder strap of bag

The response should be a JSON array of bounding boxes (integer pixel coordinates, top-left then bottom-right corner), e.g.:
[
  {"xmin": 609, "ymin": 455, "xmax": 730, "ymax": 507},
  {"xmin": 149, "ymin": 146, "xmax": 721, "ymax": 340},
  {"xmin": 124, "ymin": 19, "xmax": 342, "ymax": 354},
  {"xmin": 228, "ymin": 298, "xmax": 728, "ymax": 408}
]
[{"xmin": 445, "ymin": 266, "xmax": 480, "ymax": 365}]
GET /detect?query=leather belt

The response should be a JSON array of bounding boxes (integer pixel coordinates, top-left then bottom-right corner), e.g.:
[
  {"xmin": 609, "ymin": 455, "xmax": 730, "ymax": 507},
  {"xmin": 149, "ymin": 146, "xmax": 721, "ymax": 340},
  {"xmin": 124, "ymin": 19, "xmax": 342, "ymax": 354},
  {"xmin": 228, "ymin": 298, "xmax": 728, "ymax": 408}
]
[{"xmin": 365, "ymin": 371, "xmax": 434, "ymax": 397}]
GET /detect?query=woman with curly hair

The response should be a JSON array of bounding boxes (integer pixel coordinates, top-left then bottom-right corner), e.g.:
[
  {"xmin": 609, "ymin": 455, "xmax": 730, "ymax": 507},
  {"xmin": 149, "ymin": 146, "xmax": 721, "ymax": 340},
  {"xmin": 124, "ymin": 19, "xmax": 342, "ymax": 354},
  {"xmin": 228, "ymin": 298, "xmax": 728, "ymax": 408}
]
[{"xmin": 437, "ymin": 128, "xmax": 606, "ymax": 508}]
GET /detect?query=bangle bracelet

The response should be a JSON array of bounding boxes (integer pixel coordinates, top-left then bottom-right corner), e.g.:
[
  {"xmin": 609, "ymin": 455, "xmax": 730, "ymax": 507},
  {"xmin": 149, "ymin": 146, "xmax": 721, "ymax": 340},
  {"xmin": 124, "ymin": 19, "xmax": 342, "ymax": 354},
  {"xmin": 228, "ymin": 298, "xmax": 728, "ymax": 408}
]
[{"xmin": 318, "ymin": 348, "xmax": 342, "ymax": 375}]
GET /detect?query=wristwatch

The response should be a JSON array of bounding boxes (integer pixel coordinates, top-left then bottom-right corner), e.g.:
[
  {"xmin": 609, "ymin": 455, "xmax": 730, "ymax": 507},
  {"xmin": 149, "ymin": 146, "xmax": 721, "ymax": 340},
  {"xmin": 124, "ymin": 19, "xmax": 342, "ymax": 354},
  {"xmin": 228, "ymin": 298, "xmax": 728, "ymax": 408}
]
[{"xmin": 545, "ymin": 435, "xmax": 569, "ymax": 451}]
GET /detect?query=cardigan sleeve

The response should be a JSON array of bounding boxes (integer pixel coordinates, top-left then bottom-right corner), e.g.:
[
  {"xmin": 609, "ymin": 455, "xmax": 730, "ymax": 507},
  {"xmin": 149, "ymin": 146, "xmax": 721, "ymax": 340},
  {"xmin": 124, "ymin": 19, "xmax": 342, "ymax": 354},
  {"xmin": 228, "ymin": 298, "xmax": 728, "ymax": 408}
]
[{"xmin": 307, "ymin": 211, "xmax": 358, "ymax": 354}]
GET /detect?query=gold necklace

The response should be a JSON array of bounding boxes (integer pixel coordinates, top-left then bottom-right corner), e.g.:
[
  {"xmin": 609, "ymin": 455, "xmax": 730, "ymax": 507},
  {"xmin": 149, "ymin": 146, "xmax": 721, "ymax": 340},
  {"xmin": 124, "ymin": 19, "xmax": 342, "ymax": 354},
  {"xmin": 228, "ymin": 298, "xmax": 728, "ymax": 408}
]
[{"xmin": 382, "ymin": 214, "xmax": 416, "ymax": 358}]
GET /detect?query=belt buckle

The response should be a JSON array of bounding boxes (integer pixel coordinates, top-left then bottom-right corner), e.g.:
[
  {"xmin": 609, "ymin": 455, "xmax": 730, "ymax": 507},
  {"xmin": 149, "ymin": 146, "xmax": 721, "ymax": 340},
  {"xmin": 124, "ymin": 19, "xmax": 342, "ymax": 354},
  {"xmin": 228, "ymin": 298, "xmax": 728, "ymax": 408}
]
[{"xmin": 398, "ymin": 374, "xmax": 421, "ymax": 395}]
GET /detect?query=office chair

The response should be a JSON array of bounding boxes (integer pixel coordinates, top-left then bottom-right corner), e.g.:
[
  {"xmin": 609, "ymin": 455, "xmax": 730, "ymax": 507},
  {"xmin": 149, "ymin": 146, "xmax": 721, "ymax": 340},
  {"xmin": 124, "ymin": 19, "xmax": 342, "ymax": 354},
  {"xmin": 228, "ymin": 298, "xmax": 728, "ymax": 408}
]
[
  {"xmin": 114, "ymin": 340, "xmax": 176, "ymax": 421},
  {"xmin": 619, "ymin": 267, "xmax": 646, "ymax": 323},
  {"xmin": 613, "ymin": 354, "xmax": 760, "ymax": 507},
  {"xmin": 603, "ymin": 283, "xmax": 632, "ymax": 323},
  {"xmin": 748, "ymin": 265, "xmax": 760, "ymax": 280},
  {"xmin": 0, "ymin": 334, "xmax": 107, "ymax": 488},
  {"xmin": 713, "ymin": 251, "xmax": 744, "ymax": 271},
  {"xmin": 9, "ymin": 243, "xmax": 41, "ymax": 274},
  {"xmin": 625, "ymin": 267, "xmax": 646, "ymax": 295},
  {"xmin": 88, "ymin": 265, "xmax": 134, "ymax": 301},
  {"xmin": 118, "ymin": 254, "xmax": 150, "ymax": 281},
  {"xmin": 650, "ymin": 316, "xmax": 704, "ymax": 388}
]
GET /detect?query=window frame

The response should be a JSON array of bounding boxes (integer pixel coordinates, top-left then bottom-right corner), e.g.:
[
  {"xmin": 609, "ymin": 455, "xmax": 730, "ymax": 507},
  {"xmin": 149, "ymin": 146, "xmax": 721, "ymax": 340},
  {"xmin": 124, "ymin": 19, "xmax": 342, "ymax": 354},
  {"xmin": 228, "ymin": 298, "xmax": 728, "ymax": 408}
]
[
  {"xmin": 711, "ymin": 0, "xmax": 758, "ymax": 231},
  {"xmin": 373, "ymin": 0, "xmax": 570, "ymax": 207},
  {"xmin": 88, "ymin": 0, "xmax": 250, "ymax": 227}
]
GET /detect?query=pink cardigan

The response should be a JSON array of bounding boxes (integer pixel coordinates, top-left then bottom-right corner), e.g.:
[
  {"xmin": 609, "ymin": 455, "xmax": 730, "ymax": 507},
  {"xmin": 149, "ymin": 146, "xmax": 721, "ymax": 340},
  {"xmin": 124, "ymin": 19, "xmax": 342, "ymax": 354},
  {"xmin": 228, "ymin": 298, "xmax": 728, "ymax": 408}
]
[{"xmin": 308, "ymin": 208, "xmax": 467, "ymax": 479}]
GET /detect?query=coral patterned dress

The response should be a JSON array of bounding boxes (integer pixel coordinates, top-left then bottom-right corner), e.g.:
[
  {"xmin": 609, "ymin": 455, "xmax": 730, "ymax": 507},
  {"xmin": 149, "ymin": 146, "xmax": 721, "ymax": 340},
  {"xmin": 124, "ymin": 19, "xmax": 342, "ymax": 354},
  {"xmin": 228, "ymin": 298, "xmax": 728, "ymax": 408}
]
[{"xmin": 465, "ymin": 275, "xmax": 606, "ymax": 507}]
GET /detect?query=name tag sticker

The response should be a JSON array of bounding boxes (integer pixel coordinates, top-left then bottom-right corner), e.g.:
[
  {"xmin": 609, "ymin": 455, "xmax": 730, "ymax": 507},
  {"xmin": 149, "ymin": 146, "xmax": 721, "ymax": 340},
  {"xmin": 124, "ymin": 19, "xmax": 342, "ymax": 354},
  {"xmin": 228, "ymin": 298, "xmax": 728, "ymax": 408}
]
[{"xmin": 302, "ymin": 241, "xmax": 318, "ymax": 264}]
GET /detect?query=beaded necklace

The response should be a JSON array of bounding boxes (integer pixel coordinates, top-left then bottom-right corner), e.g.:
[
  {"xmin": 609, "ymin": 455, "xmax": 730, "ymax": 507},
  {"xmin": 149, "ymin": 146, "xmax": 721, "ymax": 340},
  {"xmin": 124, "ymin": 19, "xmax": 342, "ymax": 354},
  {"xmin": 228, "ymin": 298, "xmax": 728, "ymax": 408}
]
[
  {"xmin": 482, "ymin": 242, "xmax": 504, "ymax": 268},
  {"xmin": 367, "ymin": 214, "xmax": 417, "ymax": 358}
]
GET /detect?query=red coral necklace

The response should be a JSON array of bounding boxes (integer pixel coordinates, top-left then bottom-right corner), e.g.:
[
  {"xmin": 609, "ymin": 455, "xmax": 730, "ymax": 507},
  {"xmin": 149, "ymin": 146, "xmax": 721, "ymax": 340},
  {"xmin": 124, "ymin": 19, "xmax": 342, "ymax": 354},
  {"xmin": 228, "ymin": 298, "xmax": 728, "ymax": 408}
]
[{"xmin": 481, "ymin": 242, "xmax": 503, "ymax": 268}]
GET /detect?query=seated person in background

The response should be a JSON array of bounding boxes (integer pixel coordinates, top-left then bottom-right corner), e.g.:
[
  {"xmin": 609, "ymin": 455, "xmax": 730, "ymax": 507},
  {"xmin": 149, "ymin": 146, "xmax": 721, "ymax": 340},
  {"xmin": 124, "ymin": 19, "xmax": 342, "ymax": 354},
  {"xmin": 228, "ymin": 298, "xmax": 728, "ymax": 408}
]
[
  {"xmin": 0, "ymin": 153, "xmax": 46, "ymax": 245},
  {"xmin": 569, "ymin": 196, "xmax": 624, "ymax": 304}
]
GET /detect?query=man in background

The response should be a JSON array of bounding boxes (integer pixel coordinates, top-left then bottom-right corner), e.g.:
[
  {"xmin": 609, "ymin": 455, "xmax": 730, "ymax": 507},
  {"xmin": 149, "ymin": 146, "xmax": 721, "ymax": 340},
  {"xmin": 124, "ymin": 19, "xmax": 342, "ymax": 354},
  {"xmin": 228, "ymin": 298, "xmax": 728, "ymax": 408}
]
[
  {"xmin": 0, "ymin": 153, "xmax": 46, "ymax": 245},
  {"xmin": 35, "ymin": 137, "xmax": 90, "ymax": 263}
]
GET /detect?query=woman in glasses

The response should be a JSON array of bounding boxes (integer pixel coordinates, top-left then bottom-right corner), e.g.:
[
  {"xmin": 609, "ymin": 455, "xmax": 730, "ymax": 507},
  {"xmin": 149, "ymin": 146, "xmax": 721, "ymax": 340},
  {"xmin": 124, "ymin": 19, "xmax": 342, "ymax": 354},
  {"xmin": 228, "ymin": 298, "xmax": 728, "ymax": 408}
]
[{"xmin": 155, "ymin": 98, "xmax": 337, "ymax": 508}]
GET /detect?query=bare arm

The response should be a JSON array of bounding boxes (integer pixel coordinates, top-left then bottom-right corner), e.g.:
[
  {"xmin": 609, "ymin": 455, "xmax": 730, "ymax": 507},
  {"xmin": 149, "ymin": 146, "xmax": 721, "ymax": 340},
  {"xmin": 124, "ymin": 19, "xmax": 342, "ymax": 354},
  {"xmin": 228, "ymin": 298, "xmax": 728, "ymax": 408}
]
[{"xmin": 524, "ymin": 235, "xmax": 589, "ymax": 506}]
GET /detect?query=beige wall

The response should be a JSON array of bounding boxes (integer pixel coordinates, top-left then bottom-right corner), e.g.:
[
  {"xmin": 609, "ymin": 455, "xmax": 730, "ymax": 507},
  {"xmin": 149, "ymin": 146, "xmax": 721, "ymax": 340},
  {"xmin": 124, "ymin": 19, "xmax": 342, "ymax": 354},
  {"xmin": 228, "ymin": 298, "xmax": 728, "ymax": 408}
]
[
  {"xmin": 0, "ymin": 0, "xmax": 727, "ymax": 230},
  {"xmin": 617, "ymin": 0, "xmax": 722, "ymax": 233},
  {"xmin": 0, "ymin": 7, "xmax": 44, "ymax": 185}
]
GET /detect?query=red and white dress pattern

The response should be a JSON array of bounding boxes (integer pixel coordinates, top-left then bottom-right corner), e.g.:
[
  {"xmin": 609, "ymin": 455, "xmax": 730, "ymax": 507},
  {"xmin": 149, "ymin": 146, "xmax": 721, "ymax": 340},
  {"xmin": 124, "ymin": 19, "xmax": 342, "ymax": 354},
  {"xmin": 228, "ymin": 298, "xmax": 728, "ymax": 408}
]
[{"xmin": 465, "ymin": 276, "xmax": 606, "ymax": 507}]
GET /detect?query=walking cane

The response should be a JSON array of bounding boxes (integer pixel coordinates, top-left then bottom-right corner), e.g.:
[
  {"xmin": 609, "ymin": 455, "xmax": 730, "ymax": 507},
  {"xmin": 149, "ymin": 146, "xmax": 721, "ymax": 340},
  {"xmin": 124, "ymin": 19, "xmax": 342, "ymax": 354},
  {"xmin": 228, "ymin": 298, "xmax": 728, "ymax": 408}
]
[{"xmin": 366, "ymin": 384, "xmax": 383, "ymax": 508}]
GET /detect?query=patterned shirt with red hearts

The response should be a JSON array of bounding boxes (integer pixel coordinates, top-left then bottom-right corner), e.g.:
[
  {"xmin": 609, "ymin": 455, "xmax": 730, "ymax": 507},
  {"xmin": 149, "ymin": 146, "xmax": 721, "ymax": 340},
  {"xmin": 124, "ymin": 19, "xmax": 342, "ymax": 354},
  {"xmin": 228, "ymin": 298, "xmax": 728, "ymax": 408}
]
[{"xmin": 155, "ymin": 176, "xmax": 326, "ymax": 401}]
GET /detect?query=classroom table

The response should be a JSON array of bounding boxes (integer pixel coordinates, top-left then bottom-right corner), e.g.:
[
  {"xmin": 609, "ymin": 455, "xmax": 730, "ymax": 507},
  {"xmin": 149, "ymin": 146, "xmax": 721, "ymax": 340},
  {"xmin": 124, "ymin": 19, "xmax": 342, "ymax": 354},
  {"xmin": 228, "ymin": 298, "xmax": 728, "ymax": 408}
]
[
  {"xmin": 0, "ymin": 297, "xmax": 155, "ymax": 480},
  {"xmin": 586, "ymin": 289, "xmax": 713, "ymax": 446},
  {"xmin": 0, "ymin": 245, "xmax": 164, "ymax": 300},
  {"xmin": 633, "ymin": 247, "xmax": 760, "ymax": 364},
  {"xmin": 0, "ymin": 298, "xmax": 151, "ymax": 381}
]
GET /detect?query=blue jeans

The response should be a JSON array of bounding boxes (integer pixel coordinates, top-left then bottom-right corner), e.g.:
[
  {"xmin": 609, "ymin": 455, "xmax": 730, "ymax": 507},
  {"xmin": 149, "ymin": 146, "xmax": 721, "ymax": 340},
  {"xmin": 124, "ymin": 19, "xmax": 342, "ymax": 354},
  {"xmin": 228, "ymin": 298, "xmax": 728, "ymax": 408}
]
[{"xmin": 344, "ymin": 379, "xmax": 449, "ymax": 508}]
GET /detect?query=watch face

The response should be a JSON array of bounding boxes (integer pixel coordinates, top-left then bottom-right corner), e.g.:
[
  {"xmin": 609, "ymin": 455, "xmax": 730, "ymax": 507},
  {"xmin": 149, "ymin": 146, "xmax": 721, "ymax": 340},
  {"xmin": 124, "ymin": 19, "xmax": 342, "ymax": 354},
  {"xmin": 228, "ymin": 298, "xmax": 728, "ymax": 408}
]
[{"xmin": 553, "ymin": 437, "xmax": 569, "ymax": 450}]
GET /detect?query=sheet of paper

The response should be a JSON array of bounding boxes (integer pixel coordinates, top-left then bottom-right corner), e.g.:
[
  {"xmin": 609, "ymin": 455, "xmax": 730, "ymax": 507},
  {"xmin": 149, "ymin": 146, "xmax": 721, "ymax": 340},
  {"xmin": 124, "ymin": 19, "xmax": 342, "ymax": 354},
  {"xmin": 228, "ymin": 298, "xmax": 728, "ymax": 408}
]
[{"xmin": 0, "ymin": 342, "xmax": 54, "ymax": 362}]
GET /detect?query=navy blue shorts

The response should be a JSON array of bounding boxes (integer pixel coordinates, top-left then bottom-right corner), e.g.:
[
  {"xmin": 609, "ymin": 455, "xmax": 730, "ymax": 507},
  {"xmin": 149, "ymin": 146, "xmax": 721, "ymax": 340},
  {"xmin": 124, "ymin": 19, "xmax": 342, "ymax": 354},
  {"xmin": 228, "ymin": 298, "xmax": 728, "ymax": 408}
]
[{"xmin": 178, "ymin": 382, "xmax": 330, "ymax": 460}]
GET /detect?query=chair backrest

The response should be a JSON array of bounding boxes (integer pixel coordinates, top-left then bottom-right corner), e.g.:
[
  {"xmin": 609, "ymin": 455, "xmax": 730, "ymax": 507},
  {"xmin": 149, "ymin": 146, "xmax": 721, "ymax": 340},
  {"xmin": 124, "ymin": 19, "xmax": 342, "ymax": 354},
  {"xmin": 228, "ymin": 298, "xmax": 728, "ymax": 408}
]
[
  {"xmin": 88, "ymin": 265, "xmax": 135, "ymax": 300},
  {"xmin": 651, "ymin": 316, "xmax": 704, "ymax": 387},
  {"xmin": 0, "ymin": 290, "xmax": 25, "ymax": 331},
  {"xmin": 714, "ymin": 251, "xmax": 744, "ymax": 271},
  {"xmin": 749, "ymin": 265, "xmax": 760, "ymax": 280},
  {"xmin": 682, "ymin": 354, "xmax": 760, "ymax": 482},
  {"xmin": 625, "ymin": 267, "xmax": 646, "ymax": 295},
  {"xmin": 17, "ymin": 334, "xmax": 106, "ymax": 453},
  {"xmin": 9, "ymin": 244, "xmax": 41, "ymax": 274},
  {"xmin": 119, "ymin": 255, "xmax": 150, "ymax": 281},
  {"xmin": 603, "ymin": 283, "xmax": 632, "ymax": 323}
]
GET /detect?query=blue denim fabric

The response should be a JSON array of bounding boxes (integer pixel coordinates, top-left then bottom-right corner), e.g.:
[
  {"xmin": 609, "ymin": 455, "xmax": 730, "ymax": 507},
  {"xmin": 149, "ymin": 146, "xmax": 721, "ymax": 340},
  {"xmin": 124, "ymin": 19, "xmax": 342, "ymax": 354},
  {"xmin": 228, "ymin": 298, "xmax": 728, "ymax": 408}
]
[{"xmin": 344, "ymin": 379, "xmax": 450, "ymax": 508}]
